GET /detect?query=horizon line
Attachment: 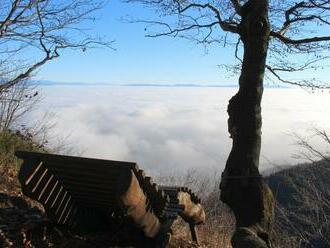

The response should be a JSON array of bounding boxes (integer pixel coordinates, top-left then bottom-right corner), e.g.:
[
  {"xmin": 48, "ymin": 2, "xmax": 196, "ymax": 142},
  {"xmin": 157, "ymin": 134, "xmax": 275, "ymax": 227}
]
[{"xmin": 32, "ymin": 80, "xmax": 288, "ymax": 88}]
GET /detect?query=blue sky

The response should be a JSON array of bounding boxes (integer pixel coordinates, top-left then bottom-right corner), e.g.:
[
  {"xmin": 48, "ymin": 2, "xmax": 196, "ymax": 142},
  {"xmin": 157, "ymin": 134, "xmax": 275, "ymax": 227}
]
[
  {"xmin": 36, "ymin": 0, "xmax": 329, "ymax": 85},
  {"xmin": 36, "ymin": 0, "xmax": 239, "ymax": 85}
]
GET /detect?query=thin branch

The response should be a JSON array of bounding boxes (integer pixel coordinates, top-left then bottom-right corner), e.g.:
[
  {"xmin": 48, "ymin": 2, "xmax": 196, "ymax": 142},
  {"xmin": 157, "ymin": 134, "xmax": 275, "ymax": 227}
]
[
  {"xmin": 178, "ymin": 3, "xmax": 238, "ymax": 33},
  {"xmin": 0, "ymin": 0, "xmax": 113, "ymax": 90},
  {"xmin": 310, "ymin": 0, "xmax": 330, "ymax": 10},
  {"xmin": 270, "ymin": 31, "xmax": 330, "ymax": 44},
  {"xmin": 313, "ymin": 129, "xmax": 330, "ymax": 145},
  {"xmin": 269, "ymin": 56, "xmax": 330, "ymax": 73},
  {"xmin": 230, "ymin": 0, "xmax": 242, "ymax": 16},
  {"xmin": 145, "ymin": 21, "xmax": 219, "ymax": 38},
  {"xmin": 295, "ymin": 133, "xmax": 330, "ymax": 162},
  {"xmin": 265, "ymin": 64, "xmax": 329, "ymax": 88},
  {"xmin": 0, "ymin": 54, "xmax": 56, "ymax": 92},
  {"xmin": 234, "ymin": 38, "xmax": 242, "ymax": 63}
]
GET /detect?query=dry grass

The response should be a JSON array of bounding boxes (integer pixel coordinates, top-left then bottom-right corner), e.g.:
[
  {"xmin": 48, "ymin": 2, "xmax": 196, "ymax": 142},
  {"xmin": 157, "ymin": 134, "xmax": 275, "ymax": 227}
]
[
  {"xmin": 169, "ymin": 208, "xmax": 233, "ymax": 248},
  {"xmin": 268, "ymin": 160, "xmax": 330, "ymax": 248},
  {"xmin": 157, "ymin": 169, "xmax": 235, "ymax": 247}
]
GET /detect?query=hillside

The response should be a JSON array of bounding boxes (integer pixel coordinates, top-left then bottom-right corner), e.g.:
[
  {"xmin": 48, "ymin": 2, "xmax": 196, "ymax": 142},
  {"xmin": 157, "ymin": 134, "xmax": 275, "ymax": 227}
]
[{"xmin": 268, "ymin": 159, "xmax": 330, "ymax": 247}]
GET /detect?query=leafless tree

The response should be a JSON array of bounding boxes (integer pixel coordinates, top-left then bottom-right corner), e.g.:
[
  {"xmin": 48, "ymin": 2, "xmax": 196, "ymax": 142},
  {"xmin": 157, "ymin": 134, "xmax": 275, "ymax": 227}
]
[
  {"xmin": 294, "ymin": 128, "xmax": 330, "ymax": 163},
  {"xmin": 0, "ymin": 0, "xmax": 112, "ymax": 92},
  {"xmin": 0, "ymin": 78, "xmax": 39, "ymax": 131},
  {"xmin": 124, "ymin": 0, "xmax": 330, "ymax": 247},
  {"xmin": 269, "ymin": 152, "xmax": 330, "ymax": 247}
]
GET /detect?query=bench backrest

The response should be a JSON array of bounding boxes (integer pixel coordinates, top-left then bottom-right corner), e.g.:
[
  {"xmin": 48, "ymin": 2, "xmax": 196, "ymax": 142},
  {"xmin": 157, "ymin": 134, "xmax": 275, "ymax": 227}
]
[
  {"xmin": 15, "ymin": 151, "xmax": 168, "ymax": 235},
  {"xmin": 16, "ymin": 150, "xmax": 205, "ymax": 244}
]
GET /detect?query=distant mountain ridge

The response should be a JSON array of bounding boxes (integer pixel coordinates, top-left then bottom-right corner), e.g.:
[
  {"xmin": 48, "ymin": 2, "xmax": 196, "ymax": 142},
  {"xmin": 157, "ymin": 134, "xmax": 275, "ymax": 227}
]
[{"xmin": 31, "ymin": 80, "xmax": 287, "ymax": 88}]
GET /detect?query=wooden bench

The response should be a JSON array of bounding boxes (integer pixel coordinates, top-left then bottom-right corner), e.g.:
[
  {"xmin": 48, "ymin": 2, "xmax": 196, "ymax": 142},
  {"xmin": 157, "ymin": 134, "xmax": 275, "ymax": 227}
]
[{"xmin": 15, "ymin": 151, "xmax": 205, "ymax": 247}]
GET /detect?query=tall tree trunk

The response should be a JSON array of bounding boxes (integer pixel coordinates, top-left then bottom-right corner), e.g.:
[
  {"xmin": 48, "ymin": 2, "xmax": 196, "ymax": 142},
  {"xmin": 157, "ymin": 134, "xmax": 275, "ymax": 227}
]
[{"xmin": 220, "ymin": 1, "xmax": 274, "ymax": 247}]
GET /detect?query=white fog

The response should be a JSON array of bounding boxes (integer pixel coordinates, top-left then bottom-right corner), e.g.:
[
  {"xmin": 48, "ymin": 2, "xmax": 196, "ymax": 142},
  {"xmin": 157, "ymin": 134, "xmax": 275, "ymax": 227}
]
[{"xmin": 28, "ymin": 86, "xmax": 330, "ymax": 176}]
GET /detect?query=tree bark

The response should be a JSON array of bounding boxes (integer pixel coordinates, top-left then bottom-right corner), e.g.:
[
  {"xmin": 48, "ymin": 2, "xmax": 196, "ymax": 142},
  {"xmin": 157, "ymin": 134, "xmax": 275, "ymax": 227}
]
[{"xmin": 220, "ymin": 0, "xmax": 274, "ymax": 247}]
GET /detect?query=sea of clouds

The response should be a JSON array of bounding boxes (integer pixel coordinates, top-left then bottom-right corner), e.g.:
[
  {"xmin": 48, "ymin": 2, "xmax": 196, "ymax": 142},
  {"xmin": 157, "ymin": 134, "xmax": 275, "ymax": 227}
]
[{"xmin": 28, "ymin": 86, "xmax": 330, "ymax": 176}]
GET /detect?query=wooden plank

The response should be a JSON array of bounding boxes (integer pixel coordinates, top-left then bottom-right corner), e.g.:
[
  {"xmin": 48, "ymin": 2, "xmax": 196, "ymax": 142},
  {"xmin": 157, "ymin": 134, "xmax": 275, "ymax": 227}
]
[
  {"xmin": 55, "ymin": 191, "xmax": 68, "ymax": 215},
  {"xmin": 47, "ymin": 162, "xmax": 126, "ymax": 174},
  {"xmin": 65, "ymin": 206, "xmax": 78, "ymax": 227},
  {"xmin": 53, "ymin": 176, "xmax": 118, "ymax": 188},
  {"xmin": 23, "ymin": 164, "xmax": 47, "ymax": 198},
  {"xmin": 24, "ymin": 161, "xmax": 43, "ymax": 186},
  {"xmin": 49, "ymin": 169, "xmax": 118, "ymax": 183},
  {"xmin": 70, "ymin": 193, "xmax": 117, "ymax": 203},
  {"xmin": 57, "ymin": 196, "xmax": 72, "ymax": 223},
  {"xmin": 189, "ymin": 224, "xmax": 199, "ymax": 244},
  {"xmin": 32, "ymin": 169, "xmax": 51, "ymax": 196},
  {"xmin": 43, "ymin": 179, "xmax": 59, "ymax": 205},
  {"xmin": 62, "ymin": 185, "xmax": 116, "ymax": 196},
  {"xmin": 16, "ymin": 150, "xmax": 136, "ymax": 168},
  {"xmin": 50, "ymin": 186, "xmax": 65, "ymax": 209},
  {"xmin": 37, "ymin": 175, "xmax": 54, "ymax": 201},
  {"xmin": 18, "ymin": 158, "xmax": 42, "ymax": 186},
  {"xmin": 61, "ymin": 205, "xmax": 74, "ymax": 225}
]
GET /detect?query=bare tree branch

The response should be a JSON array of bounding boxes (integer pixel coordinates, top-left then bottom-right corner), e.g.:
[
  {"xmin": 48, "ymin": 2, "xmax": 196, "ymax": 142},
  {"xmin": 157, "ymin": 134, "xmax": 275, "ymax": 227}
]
[
  {"xmin": 294, "ymin": 130, "xmax": 330, "ymax": 162},
  {"xmin": 126, "ymin": 0, "xmax": 330, "ymax": 88},
  {"xmin": 271, "ymin": 31, "xmax": 330, "ymax": 44},
  {"xmin": 178, "ymin": 3, "xmax": 238, "ymax": 33},
  {"xmin": 266, "ymin": 64, "xmax": 328, "ymax": 88},
  {"xmin": 230, "ymin": 0, "xmax": 242, "ymax": 16},
  {"xmin": 0, "ymin": 0, "xmax": 113, "ymax": 92}
]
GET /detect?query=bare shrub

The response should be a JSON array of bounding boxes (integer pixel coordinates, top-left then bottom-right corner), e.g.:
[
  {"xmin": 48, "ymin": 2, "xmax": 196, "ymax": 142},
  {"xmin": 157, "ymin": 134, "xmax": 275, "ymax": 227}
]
[
  {"xmin": 294, "ymin": 128, "xmax": 330, "ymax": 163},
  {"xmin": 269, "ymin": 129, "xmax": 330, "ymax": 248},
  {"xmin": 0, "ymin": 79, "xmax": 40, "ymax": 131}
]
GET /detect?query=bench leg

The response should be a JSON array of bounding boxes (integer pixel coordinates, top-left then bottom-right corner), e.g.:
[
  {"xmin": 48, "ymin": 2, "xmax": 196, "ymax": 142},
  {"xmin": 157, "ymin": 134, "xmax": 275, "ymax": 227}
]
[
  {"xmin": 155, "ymin": 220, "xmax": 174, "ymax": 248},
  {"xmin": 189, "ymin": 223, "xmax": 199, "ymax": 245}
]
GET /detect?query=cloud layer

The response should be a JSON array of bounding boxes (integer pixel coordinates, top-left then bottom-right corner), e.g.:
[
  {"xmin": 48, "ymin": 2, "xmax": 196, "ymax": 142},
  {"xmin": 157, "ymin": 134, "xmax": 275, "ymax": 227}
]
[{"xmin": 30, "ymin": 86, "xmax": 330, "ymax": 176}]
